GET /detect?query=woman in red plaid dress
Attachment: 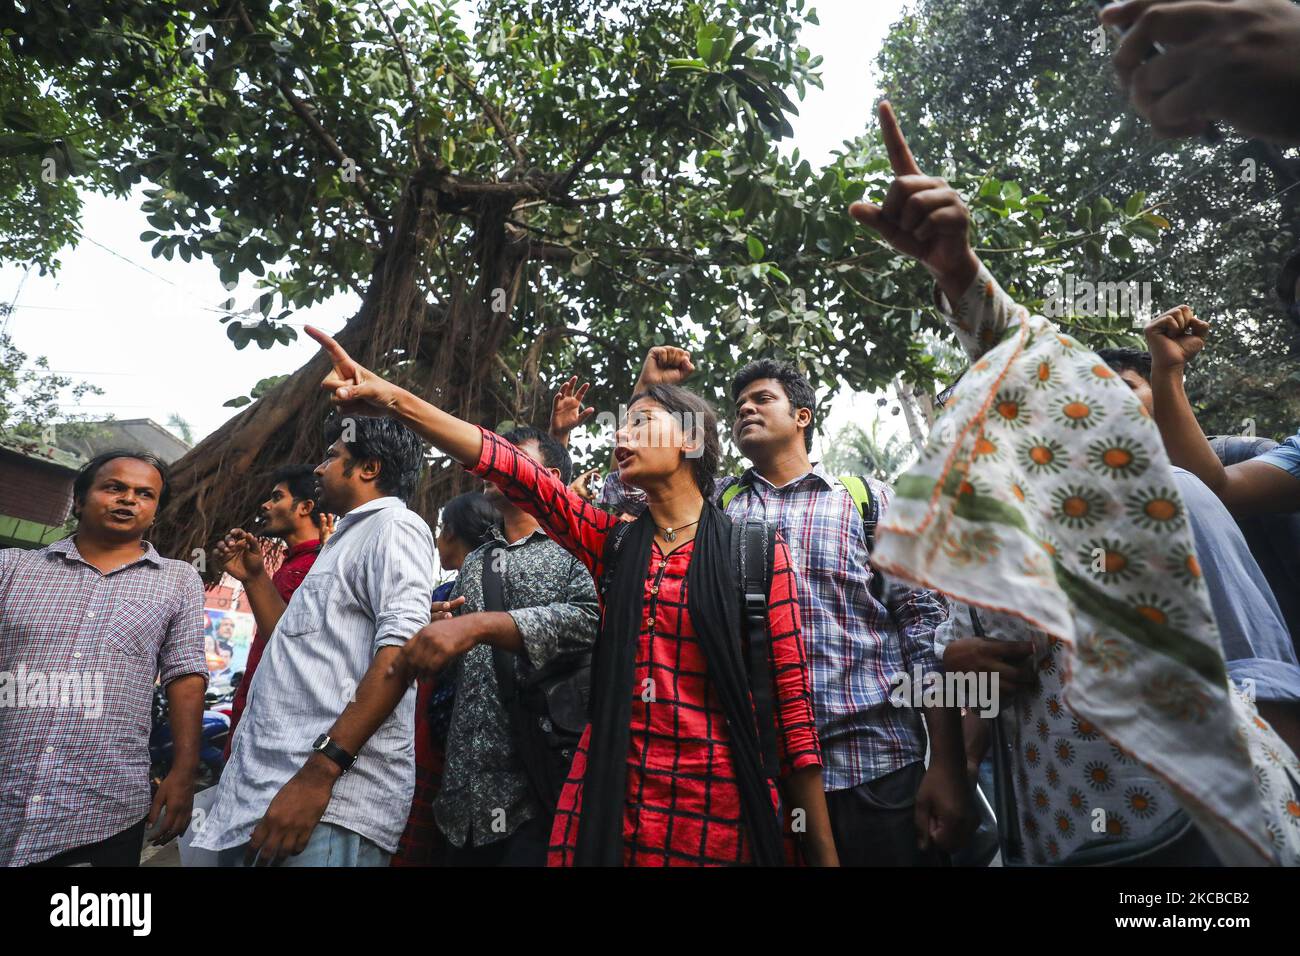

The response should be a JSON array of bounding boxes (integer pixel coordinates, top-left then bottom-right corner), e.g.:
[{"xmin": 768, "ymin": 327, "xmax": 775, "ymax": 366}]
[{"xmin": 307, "ymin": 327, "xmax": 839, "ymax": 867}]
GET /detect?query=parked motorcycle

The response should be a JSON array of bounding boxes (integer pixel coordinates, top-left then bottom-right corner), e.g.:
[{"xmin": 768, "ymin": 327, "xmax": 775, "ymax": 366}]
[{"xmin": 149, "ymin": 684, "xmax": 230, "ymax": 791}]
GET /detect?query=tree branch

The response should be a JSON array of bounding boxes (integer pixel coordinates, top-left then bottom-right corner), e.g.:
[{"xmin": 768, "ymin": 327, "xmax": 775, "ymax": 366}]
[
  {"xmin": 446, "ymin": 64, "xmax": 526, "ymax": 172},
  {"xmin": 371, "ymin": 0, "xmax": 433, "ymax": 164},
  {"xmin": 232, "ymin": 1, "xmax": 391, "ymax": 239},
  {"xmin": 550, "ymin": 192, "xmax": 621, "ymax": 208},
  {"xmin": 524, "ymin": 240, "xmax": 705, "ymax": 265}
]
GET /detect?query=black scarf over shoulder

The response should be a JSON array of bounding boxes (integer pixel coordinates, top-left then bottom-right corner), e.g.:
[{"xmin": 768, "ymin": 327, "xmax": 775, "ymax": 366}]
[{"xmin": 574, "ymin": 501, "xmax": 784, "ymax": 866}]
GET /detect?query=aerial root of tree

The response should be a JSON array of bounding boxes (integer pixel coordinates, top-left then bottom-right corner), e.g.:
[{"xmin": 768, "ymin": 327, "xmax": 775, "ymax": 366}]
[{"xmin": 155, "ymin": 171, "xmax": 528, "ymax": 576}]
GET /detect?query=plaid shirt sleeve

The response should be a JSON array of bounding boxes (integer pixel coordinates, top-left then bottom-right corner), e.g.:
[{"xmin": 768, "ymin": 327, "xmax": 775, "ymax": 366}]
[
  {"xmin": 873, "ymin": 480, "xmax": 949, "ymax": 674},
  {"xmin": 470, "ymin": 426, "xmax": 619, "ymax": 579},
  {"xmin": 768, "ymin": 534, "xmax": 822, "ymax": 776},
  {"xmin": 596, "ymin": 469, "xmax": 641, "ymax": 512},
  {"xmin": 157, "ymin": 565, "xmax": 208, "ymax": 686}
]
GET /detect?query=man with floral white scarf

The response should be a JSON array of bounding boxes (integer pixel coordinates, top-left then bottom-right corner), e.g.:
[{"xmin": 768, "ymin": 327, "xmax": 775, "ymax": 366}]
[{"xmin": 849, "ymin": 101, "xmax": 1300, "ymax": 865}]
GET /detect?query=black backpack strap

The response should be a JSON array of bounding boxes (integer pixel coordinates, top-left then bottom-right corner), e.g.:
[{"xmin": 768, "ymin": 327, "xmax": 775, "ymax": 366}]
[
  {"xmin": 854, "ymin": 476, "xmax": 886, "ymax": 603},
  {"xmin": 859, "ymin": 478, "xmax": 880, "ymax": 549},
  {"xmin": 735, "ymin": 517, "xmax": 781, "ymax": 782}
]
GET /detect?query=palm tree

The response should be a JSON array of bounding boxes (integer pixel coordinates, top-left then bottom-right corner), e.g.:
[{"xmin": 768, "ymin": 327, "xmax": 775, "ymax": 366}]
[
  {"xmin": 822, "ymin": 416, "xmax": 914, "ymax": 483},
  {"xmin": 166, "ymin": 414, "xmax": 194, "ymax": 447}
]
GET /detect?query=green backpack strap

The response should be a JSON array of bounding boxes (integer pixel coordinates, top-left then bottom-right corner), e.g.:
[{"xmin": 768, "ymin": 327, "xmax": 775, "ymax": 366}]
[
  {"xmin": 719, "ymin": 479, "xmax": 749, "ymax": 510},
  {"xmin": 837, "ymin": 475, "xmax": 877, "ymax": 538},
  {"xmin": 839, "ymin": 475, "xmax": 886, "ymax": 603}
]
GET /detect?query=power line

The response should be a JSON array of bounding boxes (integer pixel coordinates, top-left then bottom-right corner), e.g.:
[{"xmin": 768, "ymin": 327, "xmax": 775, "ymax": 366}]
[
  {"xmin": 2, "ymin": 267, "xmax": 32, "ymax": 336},
  {"xmin": 79, "ymin": 234, "xmax": 180, "ymax": 286}
]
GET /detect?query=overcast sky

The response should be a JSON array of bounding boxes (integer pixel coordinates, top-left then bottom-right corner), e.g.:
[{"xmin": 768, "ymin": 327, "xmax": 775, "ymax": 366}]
[{"xmin": 0, "ymin": 0, "xmax": 912, "ymax": 457}]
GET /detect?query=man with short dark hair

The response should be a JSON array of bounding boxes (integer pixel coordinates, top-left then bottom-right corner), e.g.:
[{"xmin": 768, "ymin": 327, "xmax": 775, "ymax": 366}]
[
  {"xmin": 595, "ymin": 349, "xmax": 968, "ymax": 865},
  {"xmin": 732, "ymin": 358, "xmax": 819, "ymax": 453},
  {"xmin": 194, "ymin": 417, "xmax": 435, "ymax": 866},
  {"xmin": 220, "ymin": 465, "xmax": 328, "ymax": 757},
  {"xmin": 395, "ymin": 424, "xmax": 598, "ymax": 866},
  {"xmin": 0, "ymin": 450, "xmax": 207, "ymax": 867}
]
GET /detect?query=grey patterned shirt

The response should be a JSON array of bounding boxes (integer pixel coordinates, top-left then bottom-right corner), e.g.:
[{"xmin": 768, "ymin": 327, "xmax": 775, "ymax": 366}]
[
  {"xmin": 434, "ymin": 526, "xmax": 598, "ymax": 848},
  {"xmin": 193, "ymin": 497, "xmax": 435, "ymax": 855}
]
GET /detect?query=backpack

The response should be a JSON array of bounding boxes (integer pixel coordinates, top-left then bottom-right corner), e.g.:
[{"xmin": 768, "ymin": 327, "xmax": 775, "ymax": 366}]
[
  {"xmin": 599, "ymin": 516, "xmax": 783, "ymax": 782},
  {"xmin": 482, "ymin": 545, "xmax": 592, "ymax": 810},
  {"xmin": 720, "ymin": 473, "xmax": 886, "ymax": 602}
]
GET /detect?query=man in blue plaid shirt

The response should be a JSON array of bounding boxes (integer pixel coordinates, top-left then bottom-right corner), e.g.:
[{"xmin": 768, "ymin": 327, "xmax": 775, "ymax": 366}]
[{"xmin": 587, "ymin": 349, "xmax": 971, "ymax": 865}]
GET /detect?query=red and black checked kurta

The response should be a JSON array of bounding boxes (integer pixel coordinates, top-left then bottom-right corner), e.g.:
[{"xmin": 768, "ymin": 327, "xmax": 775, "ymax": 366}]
[{"xmin": 470, "ymin": 428, "xmax": 822, "ymax": 866}]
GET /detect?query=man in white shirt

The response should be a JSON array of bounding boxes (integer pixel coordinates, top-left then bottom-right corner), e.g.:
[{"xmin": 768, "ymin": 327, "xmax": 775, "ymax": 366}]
[{"xmin": 195, "ymin": 414, "xmax": 434, "ymax": 866}]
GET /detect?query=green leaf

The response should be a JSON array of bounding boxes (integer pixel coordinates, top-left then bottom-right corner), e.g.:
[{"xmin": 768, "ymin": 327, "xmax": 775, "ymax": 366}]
[
  {"xmin": 746, "ymin": 235, "xmax": 764, "ymax": 261},
  {"xmin": 222, "ymin": 395, "xmax": 252, "ymax": 408},
  {"xmin": 1129, "ymin": 221, "xmax": 1160, "ymax": 242},
  {"xmin": 697, "ymin": 24, "xmax": 726, "ymax": 64}
]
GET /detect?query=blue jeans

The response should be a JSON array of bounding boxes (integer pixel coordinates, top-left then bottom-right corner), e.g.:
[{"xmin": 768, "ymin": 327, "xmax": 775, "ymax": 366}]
[{"xmin": 216, "ymin": 821, "xmax": 390, "ymax": 867}]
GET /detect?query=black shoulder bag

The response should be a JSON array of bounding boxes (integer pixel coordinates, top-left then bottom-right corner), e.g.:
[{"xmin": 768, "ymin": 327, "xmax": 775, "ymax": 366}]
[{"xmin": 482, "ymin": 545, "xmax": 592, "ymax": 811}]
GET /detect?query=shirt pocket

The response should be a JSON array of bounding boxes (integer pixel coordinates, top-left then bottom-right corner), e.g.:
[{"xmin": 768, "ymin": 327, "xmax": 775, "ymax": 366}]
[
  {"xmin": 106, "ymin": 599, "xmax": 171, "ymax": 657},
  {"xmin": 276, "ymin": 573, "xmax": 334, "ymax": 638}
]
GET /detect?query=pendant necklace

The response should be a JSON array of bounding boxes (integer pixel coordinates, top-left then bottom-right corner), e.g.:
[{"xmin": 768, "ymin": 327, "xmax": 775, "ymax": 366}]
[{"xmin": 658, "ymin": 519, "xmax": 700, "ymax": 543}]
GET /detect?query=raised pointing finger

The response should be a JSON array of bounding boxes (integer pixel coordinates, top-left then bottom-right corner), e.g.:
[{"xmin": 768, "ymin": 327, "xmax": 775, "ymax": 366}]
[{"xmin": 879, "ymin": 100, "xmax": 922, "ymax": 177}]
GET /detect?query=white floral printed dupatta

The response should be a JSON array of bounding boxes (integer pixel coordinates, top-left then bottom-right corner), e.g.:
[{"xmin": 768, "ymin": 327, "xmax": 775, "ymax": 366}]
[{"xmin": 871, "ymin": 267, "xmax": 1300, "ymax": 865}]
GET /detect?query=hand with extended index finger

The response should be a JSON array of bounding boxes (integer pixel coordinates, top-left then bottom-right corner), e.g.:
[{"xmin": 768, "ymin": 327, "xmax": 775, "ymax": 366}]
[
  {"xmin": 304, "ymin": 325, "xmax": 404, "ymax": 419},
  {"xmin": 848, "ymin": 101, "xmax": 980, "ymax": 298}
]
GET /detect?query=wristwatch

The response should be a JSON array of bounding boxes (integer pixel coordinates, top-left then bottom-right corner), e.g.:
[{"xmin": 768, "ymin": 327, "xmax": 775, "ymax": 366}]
[{"xmin": 311, "ymin": 734, "xmax": 356, "ymax": 774}]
